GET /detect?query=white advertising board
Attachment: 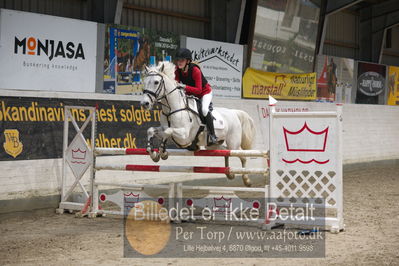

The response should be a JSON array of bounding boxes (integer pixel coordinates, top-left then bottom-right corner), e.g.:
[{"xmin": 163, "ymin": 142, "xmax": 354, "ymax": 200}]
[
  {"xmin": 186, "ymin": 37, "xmax": 243, "ymax": 98},
  {"xmin": 0, "ymin": 9, "xmax": 97, "ymax": 92}
]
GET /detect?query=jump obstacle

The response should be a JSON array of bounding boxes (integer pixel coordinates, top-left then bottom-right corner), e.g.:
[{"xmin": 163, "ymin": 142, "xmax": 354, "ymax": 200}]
[{"xmin": 58, "ymin": 104, "xmax": 345, "ymax": 233}]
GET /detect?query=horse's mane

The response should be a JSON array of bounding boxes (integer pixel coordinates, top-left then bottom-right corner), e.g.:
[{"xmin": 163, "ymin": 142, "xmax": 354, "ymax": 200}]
[
  {"xmin": 158, "ymin": 61, "xmax": 176, "ymax": 81},
  {"xmin": 145, "ymin": 61, "xmax": 177, "ymax": 88}
]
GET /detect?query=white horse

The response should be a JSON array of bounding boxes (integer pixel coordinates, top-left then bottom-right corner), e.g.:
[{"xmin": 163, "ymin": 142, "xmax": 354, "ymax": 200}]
[{"xmin": 140, "ymin": 61, "xmax": 256, "ymax": 186}]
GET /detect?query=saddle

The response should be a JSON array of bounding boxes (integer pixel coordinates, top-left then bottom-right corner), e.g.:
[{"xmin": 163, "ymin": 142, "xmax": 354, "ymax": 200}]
[
  {"xmin": 184, "ymin": 95, "xmax": 215, "ymax": 151},
  {"xmin": 191, "ymin": 96, "xmax": 214, "ymax": 123}
]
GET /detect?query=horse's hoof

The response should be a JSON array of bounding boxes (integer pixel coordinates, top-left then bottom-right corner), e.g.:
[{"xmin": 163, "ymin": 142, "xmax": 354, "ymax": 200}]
[
  {"xmin": 226, "ymin": 174, "xmax": 235, "ymax": 180},
  {"xmin": 151, "ymin": 152, "xmax": 160, "ymax": 162},
  {"xmin": 242, "ymin": 175, "xmax": 252, "ymax": 187},
  {"xmin": 161, "ymin": 152, "xmax": 169, "ymax": 160}
]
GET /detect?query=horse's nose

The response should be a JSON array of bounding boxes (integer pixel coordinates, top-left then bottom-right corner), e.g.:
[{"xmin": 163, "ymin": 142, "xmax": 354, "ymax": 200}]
[{"xmin": 140, "ymin": 100, "xmax": 150, "ymax": 109}]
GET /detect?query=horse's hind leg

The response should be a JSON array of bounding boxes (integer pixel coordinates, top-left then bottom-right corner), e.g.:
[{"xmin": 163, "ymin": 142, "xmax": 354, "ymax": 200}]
[
  {"xmin": 225, "ymin": 129, "xmax": 252, "ymax": 186},
  {"xmin": 225, "ymin": 156, "xmax": 235, "ymax": 180},
  {"xmin": 240, "ymin": 157, "xmax": 251, "ymax": 187}
]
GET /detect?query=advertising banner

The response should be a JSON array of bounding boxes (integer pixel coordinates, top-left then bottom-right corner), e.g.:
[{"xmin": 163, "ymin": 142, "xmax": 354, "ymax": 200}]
[
  {"xmin": 242, "ymin": 68, "xmax": 316, "ymax": 100},
  {"xmin": 355, "ymin": 62, "xmax": 386, "ymax": 104},
  {"xmin": 0, "ymin": 97, "xmax": 161, "ymax": 161},
  {"xmin": 387, "ymin": 66, "xmax": 399, "ymax": 106},
  {"xmin": 316, "ymin": 55, "xmax": 354, "ymax": 103},
  {"xmin": 250, "ymin": 0, "xmax": 320, "ymax": 73},
  {"xmin": 186, "ymin": 37, "xmax": 243, "ymax": 98},
  {"xmin": 0, "ymin": 9, "xmax": 97, "ymax": 93},
  {"xmin": 103, "ymin": 25, "xmax": 179, "ymax": 95}
]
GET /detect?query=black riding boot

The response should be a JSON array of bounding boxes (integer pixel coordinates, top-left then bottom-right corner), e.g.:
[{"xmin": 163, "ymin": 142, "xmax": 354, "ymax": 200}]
[{"xmin": 205, "ymin": 112, "xmax": 218, "ymax": 145}]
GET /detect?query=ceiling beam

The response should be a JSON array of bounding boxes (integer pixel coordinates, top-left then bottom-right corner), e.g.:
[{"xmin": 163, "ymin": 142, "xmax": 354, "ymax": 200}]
[{"xmin": 326, "ymin": 0, "xmax": 364, "ymax": 15}]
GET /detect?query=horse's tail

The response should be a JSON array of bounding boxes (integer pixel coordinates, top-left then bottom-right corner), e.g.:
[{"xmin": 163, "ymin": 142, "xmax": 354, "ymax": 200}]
[{"xmin": 235, "ymin": 110, "xmax": 255, "ymax": 150}]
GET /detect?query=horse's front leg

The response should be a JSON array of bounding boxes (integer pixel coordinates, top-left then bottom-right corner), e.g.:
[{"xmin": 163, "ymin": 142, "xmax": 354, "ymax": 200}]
[
  {"xmin": 155, "ymin": 127, "xmax": 170, "ymax": 160},
  {"xmin": 159, "ymin": 139, "xmax": 168, "ymax": 160},
  {"xmin": 146, "ymin": 126, "xmax": 165, "ymax": 162},
  {"xmin": 150, "ymin": 126, "xmax": 178, "ymax": 161},
  {"xmin": 148, "ymin": 125, "xmax": 189, "ymax": 161}
]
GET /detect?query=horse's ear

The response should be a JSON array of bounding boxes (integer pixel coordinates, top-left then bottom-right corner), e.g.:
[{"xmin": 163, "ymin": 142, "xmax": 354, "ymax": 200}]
[
  {"xmin": 144, "ymin": 65, "xmax": 150, "ymax": 74},
  {"xmin": 159, "ymin": 63, "xmax": 164, "ymax": 73}
]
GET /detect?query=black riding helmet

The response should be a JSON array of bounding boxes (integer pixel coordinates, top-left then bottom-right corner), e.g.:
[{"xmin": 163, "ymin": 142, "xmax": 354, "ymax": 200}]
[{"xmin": 175, "ymin": 48, "xmax": 192, "ymax": 61}]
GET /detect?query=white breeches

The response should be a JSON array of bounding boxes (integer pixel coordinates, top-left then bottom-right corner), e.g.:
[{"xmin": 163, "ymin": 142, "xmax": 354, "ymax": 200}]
[{"xmin": 201, "ymin": 92, "xmax": 212, "ymax": 117}]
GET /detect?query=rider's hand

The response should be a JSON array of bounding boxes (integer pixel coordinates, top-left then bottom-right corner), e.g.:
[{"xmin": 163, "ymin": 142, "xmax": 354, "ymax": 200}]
[{"xmin": 177, "ymin": 82, "xmax": 186, "ymax": 89}]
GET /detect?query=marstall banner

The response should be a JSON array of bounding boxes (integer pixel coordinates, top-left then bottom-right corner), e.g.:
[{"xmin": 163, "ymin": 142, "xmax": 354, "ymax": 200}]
[
  {"xmin": 103, "ymin": 24, "xmax": 179, "ymax": 95},
  {"xmin": 316, "ymin": 55, "xmax": 354, "ymax": 103},
  {"xmin": 242, "ymin": 68, "xmax": 316, "ymax": 100},
  {"xmin": 0, "ymin": 97, "xmax": 161, "ymax": 161},
  {"xmin": 0, "ymin": 9, "xmax": 97, "ymax": 93},
  {"xmin": 355, "ymin": 62, "xmax": 386, "ymax": 104},
  {"xmin": 186, "ymin": 37, "xmax": 243, "ymax": 98},
  {"xmin": 387, "ymin": 66, "xmax": 399, "ymax": 106}
]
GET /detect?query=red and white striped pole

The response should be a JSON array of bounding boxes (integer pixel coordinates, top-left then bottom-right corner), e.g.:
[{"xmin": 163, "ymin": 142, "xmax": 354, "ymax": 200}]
[
  {"xmin": 95, "ymin": 148, "xmax": 268, "ymax": 158},
  {"xmin": 95, "ymin": 163, "xmax": 268, "ymax": 175}
]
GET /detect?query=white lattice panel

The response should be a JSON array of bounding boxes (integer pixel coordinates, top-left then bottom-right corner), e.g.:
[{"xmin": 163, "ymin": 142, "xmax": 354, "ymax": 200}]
[{"xmin": 269, "ymin": 105, "xmax": 344, "ymax": 232}]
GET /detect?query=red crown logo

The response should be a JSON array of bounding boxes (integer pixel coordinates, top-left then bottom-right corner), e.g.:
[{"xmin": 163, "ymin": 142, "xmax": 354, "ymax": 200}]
[
  {"xmin": 124, "ymin": 192, "xmax": 140, "ymax": 208},
  {"xmin": 283, "ymin": 122, "xmax": 329, "ymax": 152},
  {"xmin": 124, "ymin": 192, "xmax": 140, "ymax": 203},
  {"xmin": 72, "ymin": 148, "xmax": 86, "ymax": 159},
  {"xmin": 213, "ymin": 196, "xmax": 232, "ymax": 210}
]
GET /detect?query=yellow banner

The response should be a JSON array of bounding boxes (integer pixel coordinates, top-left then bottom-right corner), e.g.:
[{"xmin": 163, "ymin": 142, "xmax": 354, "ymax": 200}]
[
  {"xmin": 243, "ymin": 68, "xmax": 317, "ymax": 100},
  {"xmin": 388, "ymin": 66, "xmax": 399, "ymax": 106}
]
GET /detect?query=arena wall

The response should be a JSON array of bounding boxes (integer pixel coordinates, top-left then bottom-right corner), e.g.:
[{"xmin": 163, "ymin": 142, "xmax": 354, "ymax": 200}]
[{"xmin": 0, "ymin": 90, "xmax": 398, "ymax": 212}]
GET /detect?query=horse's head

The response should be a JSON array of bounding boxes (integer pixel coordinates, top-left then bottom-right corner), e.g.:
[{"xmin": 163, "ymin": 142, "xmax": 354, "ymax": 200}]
[{"xmin": 141, "ymin": 61, "xmax": 176, "ymax": 110}]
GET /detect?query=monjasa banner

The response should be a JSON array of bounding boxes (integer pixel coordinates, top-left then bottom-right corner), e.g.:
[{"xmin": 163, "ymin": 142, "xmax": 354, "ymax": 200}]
[
  {"xmin": 0, "ymin": 9, "xmax": 97, "ymax": 93},
  {"xmin": 0, "ymin": 97, "xmax": 161, "ymax": 161}
]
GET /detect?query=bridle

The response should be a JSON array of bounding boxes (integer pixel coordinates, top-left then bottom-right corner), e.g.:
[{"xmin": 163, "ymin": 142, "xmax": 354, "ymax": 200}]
[
  {"xmin": 143, "ymin": 71, "xmax": 199, "ymax": 120},
  {"xmin": 143, "ymin": 71, "xmax": 167, "ymax": 101}
]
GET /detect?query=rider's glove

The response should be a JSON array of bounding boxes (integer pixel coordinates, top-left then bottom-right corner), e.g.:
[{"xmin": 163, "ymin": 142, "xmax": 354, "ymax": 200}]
[{"xmin": 177, "ymin": 82, "xmax": 186, "ymax": 89}]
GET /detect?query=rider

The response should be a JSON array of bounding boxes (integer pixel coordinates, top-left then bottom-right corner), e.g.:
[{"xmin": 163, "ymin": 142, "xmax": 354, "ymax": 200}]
[{"xmin": 174, "ymin": 48, "xmax": 218, "ymax": 145}]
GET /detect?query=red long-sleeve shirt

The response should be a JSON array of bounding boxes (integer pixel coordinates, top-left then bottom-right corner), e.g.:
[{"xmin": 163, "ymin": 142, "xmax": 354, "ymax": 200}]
[{"xmin": 175, "ymin": 66, "xmax": 211, "ymax": 98}]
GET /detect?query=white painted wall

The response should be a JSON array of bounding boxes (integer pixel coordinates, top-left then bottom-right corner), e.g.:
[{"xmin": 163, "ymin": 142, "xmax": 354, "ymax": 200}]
[{"xmin": 0, "ymin": 89, "xmax": 398, "ymax": 201}]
